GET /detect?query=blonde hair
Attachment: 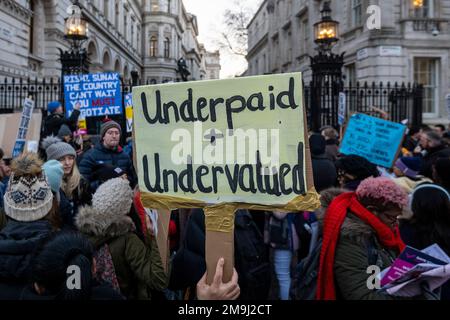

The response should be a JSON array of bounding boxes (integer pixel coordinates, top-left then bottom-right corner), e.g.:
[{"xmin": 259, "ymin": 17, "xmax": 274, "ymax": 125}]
[{"xmin": 61, "ymin": 163, "xmax": 81, "ymax": 200}]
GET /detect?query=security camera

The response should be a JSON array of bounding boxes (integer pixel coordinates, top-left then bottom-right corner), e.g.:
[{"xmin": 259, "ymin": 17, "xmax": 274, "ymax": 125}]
[{"xmin": 432, "ymin": 27, "xmax": 440, "ymax": 36}]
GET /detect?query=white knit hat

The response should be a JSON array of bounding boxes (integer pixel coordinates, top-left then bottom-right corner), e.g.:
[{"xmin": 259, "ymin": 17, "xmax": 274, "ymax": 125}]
[
  {"xmin": 92, "ymin": 178, "xmax": 133, "ymax": 217},
  {"xmin": 3, "ymin": 153, "xmax": 53, "ymax": 222}
]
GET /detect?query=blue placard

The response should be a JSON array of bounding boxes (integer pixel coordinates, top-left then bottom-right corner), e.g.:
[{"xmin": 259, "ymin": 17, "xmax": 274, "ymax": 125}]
[
  {"xmin": 64, "ymin": 72, "xmax": 122, "ymax": 118},
  {"xmin": 12, "ymin": 140, "xmax": 26, "ymax": 158},
  {"xmin": 339, "ymin": 113, "xmax": 406, "ymax": 168}
]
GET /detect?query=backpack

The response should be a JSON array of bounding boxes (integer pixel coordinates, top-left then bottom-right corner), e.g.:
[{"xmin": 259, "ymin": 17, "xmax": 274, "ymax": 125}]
[
  {"xmin": 94, "ymin": 243, "xmax": 121, "ymax": 294},
  {"xmin": 291, "ymin": 232, "xmax": 379, "ymax": 300},
  {"xmin": 234, "ymin": 210, "xmax": 271, "ymax": 300}
]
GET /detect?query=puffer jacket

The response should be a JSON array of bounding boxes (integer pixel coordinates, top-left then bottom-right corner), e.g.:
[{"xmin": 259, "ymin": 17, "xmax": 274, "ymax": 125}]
[
  {"xmin": 0, "ymin": 220, "xmax": 53, "ymax": 283},
  {"xmin": 75, "ymin": 206, "xmax": 167, "ymax": 300},
  {"xmin": 79, "ymin": 143, "xmax": 136, "ymax": 189}
]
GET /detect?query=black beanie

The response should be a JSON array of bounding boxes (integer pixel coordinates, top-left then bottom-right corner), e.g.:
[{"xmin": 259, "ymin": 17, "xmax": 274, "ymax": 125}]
[{"xmin": 309, "ymin": 134, "xmax": 326, "ymax": 156}]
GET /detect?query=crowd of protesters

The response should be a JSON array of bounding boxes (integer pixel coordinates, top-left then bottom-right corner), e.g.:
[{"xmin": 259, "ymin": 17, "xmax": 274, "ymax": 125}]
[{"xmin": 0, "ymin": 100, "xmax": 449, "ymax": 301}]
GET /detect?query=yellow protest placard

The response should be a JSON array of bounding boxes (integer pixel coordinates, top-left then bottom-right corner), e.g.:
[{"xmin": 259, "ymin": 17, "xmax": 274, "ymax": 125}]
[{"xmin": 132, "ymin": 73, "xmax": 319, "ymax": 211}]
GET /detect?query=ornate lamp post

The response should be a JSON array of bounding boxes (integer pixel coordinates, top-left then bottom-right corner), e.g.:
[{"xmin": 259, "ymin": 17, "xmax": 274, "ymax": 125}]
[
  {"xmin": 59, "ymin": 2, "xmax": 89, "ymax": 76},
  {"xmin": 310, "ymin": 1, "xmax": 344, "ymax": 131}
]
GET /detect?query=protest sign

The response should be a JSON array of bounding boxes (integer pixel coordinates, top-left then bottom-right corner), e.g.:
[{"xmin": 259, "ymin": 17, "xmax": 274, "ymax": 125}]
[
  {"xmin": 340, "ymin": 113, "xmax": 406, "ymax": 168},
  {"xmin": 132, "ymin": 73, "xmax": 320, "ymax": 282},
  {"xmin": 125, "ymin": 93, "xmax": 133, "ymax": 133},
  {"xmin": 338, "ymin": 92, "xmax": 346, "ymax": 126},
  {"xmin": 12, "ymin": 98, "xmax": 35, "ymax": 158},
  {"xmin": 64, "ymin": 72, "xmax": 123, "ymax": 119},
  {"xmin": 0, "ymin": 111, "xmax": 42, "ymax": 158}
]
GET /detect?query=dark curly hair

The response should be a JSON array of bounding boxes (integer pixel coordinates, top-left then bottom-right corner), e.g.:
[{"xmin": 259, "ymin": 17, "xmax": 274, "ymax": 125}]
[{"xmin": 335, "ymin": 155, "xmax": 380, "ymax": 181}]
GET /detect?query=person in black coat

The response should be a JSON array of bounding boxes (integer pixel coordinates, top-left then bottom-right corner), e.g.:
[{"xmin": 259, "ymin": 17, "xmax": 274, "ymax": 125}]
[
  {"xmin": 0, "ymin": 153, "xmax": 59, "ymax": 285},
  {"xmin": 43, "ymin": 101, "xmax": 81, "ymax": 139},
  {"xmin": 418, "ymin": 131, "xmax": 450, "ymax": 179},
  {"xmin": 79, "ymin": 120, "xmax": 136, "ymax": 190},
  {"xmin": 0, "ymin": 232, "xmax": 123, "ymax": 300},
  {"xmin": 399, "ymin": 184, "xmax": 450, "ymax": 300},
  {"xmin": 309, "ymin": 134, "xmax": 337, "ymax": 192},
  {"xmin": 169, "ymin": 209, "xmax": 271, "ymax": 300}
]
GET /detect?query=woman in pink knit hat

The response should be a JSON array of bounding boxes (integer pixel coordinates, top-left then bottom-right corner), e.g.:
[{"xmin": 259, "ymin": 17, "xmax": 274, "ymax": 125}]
[{"xmin": 316, "ymin": 177, "xmax": 410, "ymax": 300}]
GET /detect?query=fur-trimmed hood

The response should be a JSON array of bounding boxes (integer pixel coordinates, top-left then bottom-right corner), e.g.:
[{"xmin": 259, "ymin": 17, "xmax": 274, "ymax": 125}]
[{"xmin": 75, "ymin": 205, "xmax": 135, "ymax": 239}]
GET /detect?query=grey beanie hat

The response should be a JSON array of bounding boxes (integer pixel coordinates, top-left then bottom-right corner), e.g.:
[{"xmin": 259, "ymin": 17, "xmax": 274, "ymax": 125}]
[
  {"xmin": 41, "ymin": 136, "xmax": 76, "ymax": 161},
  {"xmin": 100, "ymin": 120, "xmax": 122, "ymax": 139},
  {"xmin": 57, "ymin": 124, "xmax": 72, "ymax": 139}
]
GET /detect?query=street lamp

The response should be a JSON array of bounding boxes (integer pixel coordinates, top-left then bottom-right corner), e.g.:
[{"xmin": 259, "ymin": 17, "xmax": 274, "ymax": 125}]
[
  {"xmin": 59, "ymin": 2, "xmax": 90, "ymax": 76},
  {"xmin": 314, "ymin": 1, "xmax": 339, "ymax": 53},
  {"xmin": 309, "ymin": 1, "xmax": 345, "ymax": 132}
]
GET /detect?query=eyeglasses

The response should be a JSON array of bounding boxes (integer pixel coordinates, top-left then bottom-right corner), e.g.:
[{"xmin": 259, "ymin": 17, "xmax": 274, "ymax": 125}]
[{"xmin": 379, "ymin": 212, "xmax": 399, "ymax": 223}]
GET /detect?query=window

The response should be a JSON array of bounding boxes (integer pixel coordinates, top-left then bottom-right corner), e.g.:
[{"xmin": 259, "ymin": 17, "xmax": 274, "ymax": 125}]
[
  {"xmin": 104, "ymin": 0, "xmax": 109, "ymax": 19},
  {"xmin": 29, "ymin": 0, "xmax": 35, "ymax": 54},
  {"xmin": 164, "ymin": 37, "xmax": 170, "ymax": 58},
  {"xmin": 131, "ymin": 23, "xmax": 134, "ymax": 47},
  {"xmin": 150, "ymin": 36, "xmax": 158, "ymax": 57},
  {"xmin": 124, "ymin": 15, "xmax": 128, "ymax": 41},
  {"xmin": 351, "ymin": 0, "xmax": 363, "ymax": 27},
  {"xmin": 168, "ymin": 0, "xmax": 171, "ymax": 13},
  {"xmin": 346, "ymin": 64, "xmax": 357, "ymax": 85},
  {"xmin": 255, "ymin": 59, "xmax": 259, "ymax": 74},
  {"xmin": 115, "ymin": 0, "xmax": 119, "ymax": 28},
  {"xmin": 151, "ymin": 0, "xmax": 159, "ymax": 11},
  {"xmin": 414, "ymin": 58, "xmax": 439, "ymax": 115},
  {"xmin": 263, "ymin": 54, "xmax": 266, "ymax": 73},
  {"xmin": 413, "ymin": 0, "xmax": 434, "ymax": 18}
]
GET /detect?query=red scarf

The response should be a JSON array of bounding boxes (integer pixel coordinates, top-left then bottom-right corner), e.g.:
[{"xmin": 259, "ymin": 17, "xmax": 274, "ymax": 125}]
[{"xmin": 316, "ymin": 192, "xmax": 405, "ymax": 300}]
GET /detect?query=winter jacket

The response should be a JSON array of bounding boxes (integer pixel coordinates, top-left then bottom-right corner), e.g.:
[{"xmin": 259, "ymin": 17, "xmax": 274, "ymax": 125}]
[
  {"xmin": 311, "ymin": 154, "xmax": 337, "ymax": 192},
  {"xmin": 325, "ymin": 140, "xmax": 340, "ymax": 162},
  {"xmin": 0, "ymin": 280, "xmax": 124, "ymax": 300},
  {"xmin": 75, "ymin": 206, "xmax": 167, "ymax": 300},
  {"xmin": 393, "ymin": 176, "xmax": 433, "ymax": 194},
  {"xmin": 333, "ymin": 213, "xmax": 400, "ymax": 300},
  {"xmin": 317, "ymin": 189, "xmax": 403, "ymax": 300},
  {"xmin": 43, "ymin": 110, "xmax": 80, "ymax": 139},
  {"xmin": 79, "ymin": 143, "xmax": 136, "ymax": 190},
  {"xmin": 169, "ymin": 209, "xmax": 271, "ymax": 300},
  {"xmin": 60, "ymin": 177, "xmax": 92, "ymax": 228},
  {"xmin": 420, "ymin": 145, "xmax": 450, "ymax": 179},
  {"xmin": 0, "ymin": 220, "xmax": 53, "ymax": 284},
  {"xmin": 265, "ymin": 212, "xmax": 298, "ymax": 251}
]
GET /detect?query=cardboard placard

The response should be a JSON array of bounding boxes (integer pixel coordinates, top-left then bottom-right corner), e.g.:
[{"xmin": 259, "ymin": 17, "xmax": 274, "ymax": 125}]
[
  {"xmin": 125, "ymin": 93, "xmax": 133, "ymax": 133},
  {"xmin": 132, "ymin": 73, "xmax": 320, "ymax": 284},
  {"xmin": 0, "ymin": 112, "xmax": 42, "ymax": 158},
  {"xmin": 340, "ymin": 113, "xmax": 407, "ymax": 168}
]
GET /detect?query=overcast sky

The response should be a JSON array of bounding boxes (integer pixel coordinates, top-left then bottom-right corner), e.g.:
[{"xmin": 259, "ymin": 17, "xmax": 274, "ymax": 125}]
[{"xmin": 182, "ymin": 0, "xmax": 262, "ymax": 79}]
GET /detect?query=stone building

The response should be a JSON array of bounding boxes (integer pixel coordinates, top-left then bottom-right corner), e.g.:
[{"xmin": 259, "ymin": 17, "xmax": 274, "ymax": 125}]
[
  {"xmin": 0, "ymin": 0, "xmax": 221, "ymax": 83},
  {"xmin": 246, "ymin": 0, "xmax": 450, "ymax": 123}
]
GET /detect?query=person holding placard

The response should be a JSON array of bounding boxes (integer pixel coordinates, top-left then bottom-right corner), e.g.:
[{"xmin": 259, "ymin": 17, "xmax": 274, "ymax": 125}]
[{"xmin": 43, "ymin": 101, "xmax": 80, "ymax": 139}]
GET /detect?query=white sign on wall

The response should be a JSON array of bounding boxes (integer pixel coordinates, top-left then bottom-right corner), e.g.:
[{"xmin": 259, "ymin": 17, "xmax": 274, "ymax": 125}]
[
  {"xmin": 379, "ymin": 46, "xmax": 402, "ymax": 56},
  {"xmin": 357, "ymin": 48, "xmax": 369, "ymax": 61}
]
